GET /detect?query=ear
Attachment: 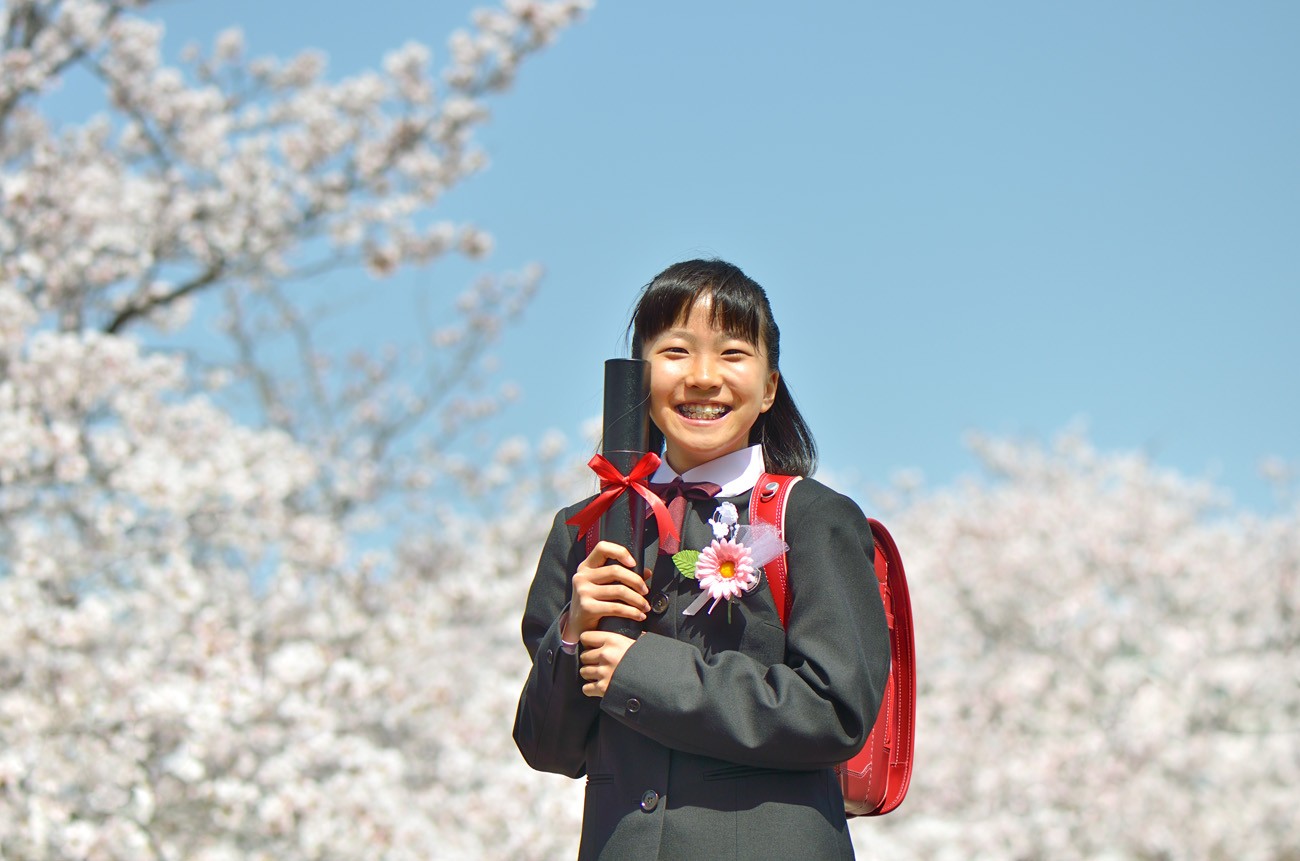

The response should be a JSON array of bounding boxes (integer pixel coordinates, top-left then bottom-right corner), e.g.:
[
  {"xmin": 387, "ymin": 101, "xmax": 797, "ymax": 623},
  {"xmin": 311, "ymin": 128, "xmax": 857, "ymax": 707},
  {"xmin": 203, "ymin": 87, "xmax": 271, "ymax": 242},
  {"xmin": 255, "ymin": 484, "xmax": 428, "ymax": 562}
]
[{"xmin": 761, "ymin": 370, "xmax": 779, "ymax": 413}]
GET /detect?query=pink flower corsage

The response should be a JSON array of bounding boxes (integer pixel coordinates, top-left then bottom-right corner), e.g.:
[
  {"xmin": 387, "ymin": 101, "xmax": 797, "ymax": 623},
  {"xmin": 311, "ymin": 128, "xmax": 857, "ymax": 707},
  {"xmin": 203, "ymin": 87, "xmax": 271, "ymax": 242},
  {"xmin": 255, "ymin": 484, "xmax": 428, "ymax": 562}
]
[
  {"xmin": 695, "ymin": 538, "xmax": 758, "ymax": 613},
  {"xmin": 673, "ymin": 502, "xmax": 788, "ymax": 619}
]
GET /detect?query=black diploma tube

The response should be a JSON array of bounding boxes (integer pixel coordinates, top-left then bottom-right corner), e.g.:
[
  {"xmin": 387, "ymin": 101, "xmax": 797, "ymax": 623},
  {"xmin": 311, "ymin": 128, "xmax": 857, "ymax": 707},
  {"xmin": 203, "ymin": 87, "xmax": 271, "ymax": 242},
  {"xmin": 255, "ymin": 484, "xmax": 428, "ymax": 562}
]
[{"xmin": 598, "ymin": 358, "xmax": 651, "ymax": 639}]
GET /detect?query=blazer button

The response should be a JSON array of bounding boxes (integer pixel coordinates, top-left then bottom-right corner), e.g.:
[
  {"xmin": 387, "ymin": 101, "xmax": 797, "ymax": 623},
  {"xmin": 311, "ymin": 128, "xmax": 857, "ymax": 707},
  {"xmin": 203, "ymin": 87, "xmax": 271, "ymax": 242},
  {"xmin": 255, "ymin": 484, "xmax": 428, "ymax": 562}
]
[
  {"xmin": 626, "ymin": 697, "xmax": 641, "ymax": 714},
  {"xmin": 649, "ymin": 591, "xmax": 669, "ymax": 615},
  {"xmin": 546, "ymin": 648, "xmax": 554, "ymax": 665},
  {"xmin": 640, "ymin": 790, "xmax": 659, "ymax": 812}
]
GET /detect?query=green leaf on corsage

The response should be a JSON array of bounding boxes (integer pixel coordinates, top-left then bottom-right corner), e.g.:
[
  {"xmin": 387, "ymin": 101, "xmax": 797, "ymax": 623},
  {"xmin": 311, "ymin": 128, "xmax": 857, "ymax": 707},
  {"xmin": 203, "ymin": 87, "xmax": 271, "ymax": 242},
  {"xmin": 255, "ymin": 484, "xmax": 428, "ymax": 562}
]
[{"xmin": 672, "ymin": 549, "xmax": 701, "ymax": 579}]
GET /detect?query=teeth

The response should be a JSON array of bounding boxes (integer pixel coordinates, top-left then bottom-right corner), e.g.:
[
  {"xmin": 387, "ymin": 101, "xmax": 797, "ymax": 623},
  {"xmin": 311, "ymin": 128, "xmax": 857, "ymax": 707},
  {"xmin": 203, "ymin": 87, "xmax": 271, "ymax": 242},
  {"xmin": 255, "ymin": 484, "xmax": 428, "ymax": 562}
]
[{"xmin": 678, "ymin": 404, "xmax": 729, "ymax": 420}]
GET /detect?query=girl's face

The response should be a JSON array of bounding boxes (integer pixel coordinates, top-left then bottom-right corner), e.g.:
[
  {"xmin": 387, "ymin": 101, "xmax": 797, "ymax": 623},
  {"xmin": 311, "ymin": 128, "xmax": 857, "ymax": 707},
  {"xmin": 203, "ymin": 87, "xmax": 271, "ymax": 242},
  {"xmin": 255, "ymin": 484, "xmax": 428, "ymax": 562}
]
[{"xmin": 642, "ymin": 297, "xmax": 779, "ymax": 474}]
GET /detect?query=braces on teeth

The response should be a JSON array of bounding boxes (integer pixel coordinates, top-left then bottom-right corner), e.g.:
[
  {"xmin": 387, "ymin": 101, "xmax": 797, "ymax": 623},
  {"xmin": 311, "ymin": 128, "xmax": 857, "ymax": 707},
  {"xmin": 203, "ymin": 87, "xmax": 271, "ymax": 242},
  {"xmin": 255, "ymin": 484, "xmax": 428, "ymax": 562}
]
[{"xmin": 679, "ymin": 404, "xmax": 728, "ymax": 419}]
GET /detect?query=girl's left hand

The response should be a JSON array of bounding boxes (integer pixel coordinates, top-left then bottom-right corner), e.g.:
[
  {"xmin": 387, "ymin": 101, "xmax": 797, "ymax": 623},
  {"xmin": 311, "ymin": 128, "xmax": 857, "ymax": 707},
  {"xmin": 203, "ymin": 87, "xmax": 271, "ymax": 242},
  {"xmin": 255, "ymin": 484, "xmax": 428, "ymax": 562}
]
[{"xmin": 577, "ymin": 630, "xmax": 637, "ymax": 698}]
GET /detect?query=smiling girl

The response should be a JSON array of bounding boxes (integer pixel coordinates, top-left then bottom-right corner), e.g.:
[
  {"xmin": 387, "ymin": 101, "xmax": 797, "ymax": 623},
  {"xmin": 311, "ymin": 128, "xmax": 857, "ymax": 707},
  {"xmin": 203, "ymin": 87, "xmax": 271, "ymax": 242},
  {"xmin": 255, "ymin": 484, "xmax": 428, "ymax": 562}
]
[{"xmin": 514, "ymin": 260, "xmax": 891, "ymax": 860}]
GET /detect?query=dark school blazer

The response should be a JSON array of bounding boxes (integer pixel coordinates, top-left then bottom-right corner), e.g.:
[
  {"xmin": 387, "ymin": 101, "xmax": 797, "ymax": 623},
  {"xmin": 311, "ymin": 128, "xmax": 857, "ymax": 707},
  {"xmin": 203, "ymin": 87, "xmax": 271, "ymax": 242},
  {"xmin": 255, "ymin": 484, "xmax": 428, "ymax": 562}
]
[{"xmin": 513, "ymin": 478, "xmax": 892, "ymax": 860}]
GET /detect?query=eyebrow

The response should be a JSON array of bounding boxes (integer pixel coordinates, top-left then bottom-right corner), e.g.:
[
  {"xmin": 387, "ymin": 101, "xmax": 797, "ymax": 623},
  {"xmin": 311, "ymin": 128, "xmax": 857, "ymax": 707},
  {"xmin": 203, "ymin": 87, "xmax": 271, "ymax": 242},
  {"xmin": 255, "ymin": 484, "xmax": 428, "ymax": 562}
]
[{"xmin": 654, "ymin": 331, "xmax": 761, "ymax": 355}]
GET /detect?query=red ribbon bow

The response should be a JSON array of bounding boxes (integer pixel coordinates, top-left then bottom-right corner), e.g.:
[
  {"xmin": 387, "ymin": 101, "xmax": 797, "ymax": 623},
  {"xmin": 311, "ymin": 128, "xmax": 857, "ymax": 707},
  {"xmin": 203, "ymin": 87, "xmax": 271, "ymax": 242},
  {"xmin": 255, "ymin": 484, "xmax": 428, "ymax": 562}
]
[{"xmin": 565, "ymin": 452, "xmax": 677, "ymax": 545}]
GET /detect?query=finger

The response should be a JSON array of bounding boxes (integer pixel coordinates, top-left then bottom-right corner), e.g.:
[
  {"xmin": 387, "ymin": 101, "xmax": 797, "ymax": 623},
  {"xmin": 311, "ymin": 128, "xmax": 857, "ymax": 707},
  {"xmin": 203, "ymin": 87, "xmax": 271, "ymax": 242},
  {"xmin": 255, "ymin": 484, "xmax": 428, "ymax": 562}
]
[
  {"xmin": 574, "ymin": 600, "xmax": 646, "ymax": 624},
  {"xmin": 566, "ymin": 599, "xmax": 646, "ymax": 641},
  {"xmin": 573, "ymin": 583, "xmax": 651, "ymax": 614},
  {"xmin": 586, "ymin": 540, "xmax": 637, "ymax": 571},
  {"xmin": 579, "ymin": 638, "xmax": 608, "ymax": 660},
  {"xmin": 580, "ymin": 630, "xmax": 634, "ymax": 650},
  {"xmin": 591, "ymin": 564, "xmax": 650, "ymax": 595},
  {"xmin": 583, "ymin": 583, "xmax": 651, "ymax": 611},
  {"xmin": 572, "ymin": 565, "xmax": 649, "ymax": 600}
]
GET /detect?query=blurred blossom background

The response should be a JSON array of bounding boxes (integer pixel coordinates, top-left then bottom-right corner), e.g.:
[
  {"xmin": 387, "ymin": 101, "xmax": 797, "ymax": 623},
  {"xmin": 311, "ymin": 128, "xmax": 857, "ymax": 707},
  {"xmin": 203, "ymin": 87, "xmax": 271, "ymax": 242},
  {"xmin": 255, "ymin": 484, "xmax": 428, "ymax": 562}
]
[{"xmin": 0, "ymin": 1, "xmax": 1295, "ymax": 859}]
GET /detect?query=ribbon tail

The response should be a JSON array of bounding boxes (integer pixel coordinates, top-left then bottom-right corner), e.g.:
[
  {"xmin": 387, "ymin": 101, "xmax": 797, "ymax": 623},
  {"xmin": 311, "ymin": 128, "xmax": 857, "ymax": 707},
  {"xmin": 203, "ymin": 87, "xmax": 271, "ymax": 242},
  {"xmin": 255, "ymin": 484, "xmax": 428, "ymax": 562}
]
[
  {"xmin": 631, "ymin": 482, "xmax": 677, "ymax": 544},
  {"xmin": 565, "ymin": 483, "xmax": 628, "ymax": 536},
  {"xmin": 565, "ymin": 507, "xmax": 601, "ymax": 539},
  {"xmin": 565, "ymin": 454, "xmax": 630, "ymax": 537},
  {"xmin": 682, "ymin": 591, "xmax": 712, "ymax": 617}
]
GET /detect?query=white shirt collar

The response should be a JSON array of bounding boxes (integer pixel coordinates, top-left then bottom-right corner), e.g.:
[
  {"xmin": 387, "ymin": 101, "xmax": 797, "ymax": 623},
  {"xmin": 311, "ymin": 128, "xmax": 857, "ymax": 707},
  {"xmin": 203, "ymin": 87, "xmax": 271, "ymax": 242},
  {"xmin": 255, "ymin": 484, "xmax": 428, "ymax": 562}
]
[{"xmin": 649, "ymin": 445, "xmax": 766, "ymax": 497}]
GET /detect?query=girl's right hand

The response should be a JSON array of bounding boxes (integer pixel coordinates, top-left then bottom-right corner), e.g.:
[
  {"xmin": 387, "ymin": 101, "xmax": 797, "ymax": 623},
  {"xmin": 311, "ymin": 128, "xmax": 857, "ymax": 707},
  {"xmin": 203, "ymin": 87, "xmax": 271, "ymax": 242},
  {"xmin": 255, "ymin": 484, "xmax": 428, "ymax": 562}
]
[{"xmin": 563, "ymin": 541, "xmax": 652, "ymax": 641}]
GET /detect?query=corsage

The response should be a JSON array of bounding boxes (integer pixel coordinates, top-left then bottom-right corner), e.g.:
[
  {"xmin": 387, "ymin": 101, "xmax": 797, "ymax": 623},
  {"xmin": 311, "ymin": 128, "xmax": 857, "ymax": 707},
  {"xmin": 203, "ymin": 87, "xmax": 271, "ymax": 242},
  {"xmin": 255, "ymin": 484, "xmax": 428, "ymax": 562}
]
[{"xmin": 671, "ymin": 502, "xmax": 788, "ymax": 620}]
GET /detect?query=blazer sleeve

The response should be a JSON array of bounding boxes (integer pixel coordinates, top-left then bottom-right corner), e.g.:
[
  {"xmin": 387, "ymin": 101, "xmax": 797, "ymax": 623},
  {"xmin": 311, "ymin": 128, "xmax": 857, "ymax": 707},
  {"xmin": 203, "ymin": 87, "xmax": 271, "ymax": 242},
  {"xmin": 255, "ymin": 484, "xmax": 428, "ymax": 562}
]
[
  {"xmin": 512, "ymin": 507, "xmax": 602, "ymax": 777},
  {"xmin": 601, "ymin": 481, "xmax": 892, "ymax": 770}
]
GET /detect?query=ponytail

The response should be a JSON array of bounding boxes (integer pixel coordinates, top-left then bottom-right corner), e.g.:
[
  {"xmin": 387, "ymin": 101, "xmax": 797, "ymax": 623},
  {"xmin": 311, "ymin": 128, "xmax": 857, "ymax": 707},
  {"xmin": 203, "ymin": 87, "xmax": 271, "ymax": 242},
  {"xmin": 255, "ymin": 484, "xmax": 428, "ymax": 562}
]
[{"xmin": 751, "ymin": 377, "xmax": 817, "ymax": 477}]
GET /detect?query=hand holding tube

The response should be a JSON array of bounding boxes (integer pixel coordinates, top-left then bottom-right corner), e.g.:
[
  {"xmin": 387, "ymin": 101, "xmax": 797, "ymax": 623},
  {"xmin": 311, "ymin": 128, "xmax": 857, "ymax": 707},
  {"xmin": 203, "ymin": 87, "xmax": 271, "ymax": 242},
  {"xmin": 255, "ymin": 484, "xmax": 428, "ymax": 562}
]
[{"xmin": 563, "ymin": 540, "xmax": 653, "ymax": 642}]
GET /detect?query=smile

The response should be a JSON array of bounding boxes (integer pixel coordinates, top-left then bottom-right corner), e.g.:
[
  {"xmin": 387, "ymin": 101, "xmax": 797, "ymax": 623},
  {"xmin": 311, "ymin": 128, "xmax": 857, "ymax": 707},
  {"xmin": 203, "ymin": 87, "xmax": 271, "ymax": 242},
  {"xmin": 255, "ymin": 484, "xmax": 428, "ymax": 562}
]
[{"xmin": 677, "ymin": 403, "xmax": 730, "ymax": 420}]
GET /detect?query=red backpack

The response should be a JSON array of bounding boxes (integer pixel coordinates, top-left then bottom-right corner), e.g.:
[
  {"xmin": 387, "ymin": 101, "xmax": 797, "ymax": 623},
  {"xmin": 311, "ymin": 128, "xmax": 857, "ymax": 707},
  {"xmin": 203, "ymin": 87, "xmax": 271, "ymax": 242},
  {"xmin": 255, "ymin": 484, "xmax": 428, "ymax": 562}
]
[{"xmin": 751, "ymin": 474, "xmax": 916, "ymax": 817}]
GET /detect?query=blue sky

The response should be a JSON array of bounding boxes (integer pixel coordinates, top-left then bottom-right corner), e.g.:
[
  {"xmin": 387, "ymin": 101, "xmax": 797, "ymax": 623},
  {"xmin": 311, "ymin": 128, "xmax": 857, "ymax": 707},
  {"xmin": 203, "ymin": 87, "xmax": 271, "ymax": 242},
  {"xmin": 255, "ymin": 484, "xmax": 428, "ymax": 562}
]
[{"xmin": 138, "ymin": 1, "xmax": 1298, "ymax": 510}]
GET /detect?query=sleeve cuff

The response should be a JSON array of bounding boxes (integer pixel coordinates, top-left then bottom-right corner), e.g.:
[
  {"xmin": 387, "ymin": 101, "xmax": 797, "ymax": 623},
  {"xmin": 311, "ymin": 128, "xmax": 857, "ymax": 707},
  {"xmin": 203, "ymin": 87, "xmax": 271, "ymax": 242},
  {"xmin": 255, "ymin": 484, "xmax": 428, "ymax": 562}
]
[{"xmin": 558, "ymin": 609, "xmax": 578, "ymax": 654}]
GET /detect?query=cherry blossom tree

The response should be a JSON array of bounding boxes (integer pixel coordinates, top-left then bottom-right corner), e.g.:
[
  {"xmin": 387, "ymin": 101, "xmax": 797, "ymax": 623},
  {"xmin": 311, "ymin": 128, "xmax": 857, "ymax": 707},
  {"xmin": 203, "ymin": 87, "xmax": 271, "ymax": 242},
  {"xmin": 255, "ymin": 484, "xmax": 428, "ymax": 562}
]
[
  {"xmin": 4, "ymin": 3, "xmax": 1297, "ymax": 859},
  {"xmin": 856, "ymin": 431, "xmax": 1300, "ymax": 861},
  {"xmin": 1, "ymin": 1, "xmax": 592, "ymax": 857}
]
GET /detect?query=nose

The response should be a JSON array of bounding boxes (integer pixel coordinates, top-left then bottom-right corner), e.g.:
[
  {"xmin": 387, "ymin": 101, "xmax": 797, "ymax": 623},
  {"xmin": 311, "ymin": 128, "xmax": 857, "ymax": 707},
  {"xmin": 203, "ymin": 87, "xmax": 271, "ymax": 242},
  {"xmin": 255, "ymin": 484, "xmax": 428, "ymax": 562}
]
[{"xmin": 684, "ymin": 352, "xmax": 717, "ymax": 389}]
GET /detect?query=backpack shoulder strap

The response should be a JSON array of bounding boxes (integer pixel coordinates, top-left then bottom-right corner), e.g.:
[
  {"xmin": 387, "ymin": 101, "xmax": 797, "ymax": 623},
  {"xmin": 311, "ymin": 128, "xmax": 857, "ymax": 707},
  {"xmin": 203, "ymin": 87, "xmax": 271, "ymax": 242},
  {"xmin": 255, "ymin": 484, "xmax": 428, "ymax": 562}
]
[
  {"xmin": 750, "ymin": 472, "xmax": 800, "ymax": 627},
  {"xmin": 750, "ymin": 476, "xmax": 898, "ymax": 633}
]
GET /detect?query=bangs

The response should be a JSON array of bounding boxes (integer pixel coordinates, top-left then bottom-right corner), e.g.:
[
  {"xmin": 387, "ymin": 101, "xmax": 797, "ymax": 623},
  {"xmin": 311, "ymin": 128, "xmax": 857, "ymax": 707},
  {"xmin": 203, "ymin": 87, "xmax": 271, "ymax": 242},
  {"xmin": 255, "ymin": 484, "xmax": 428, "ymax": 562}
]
[{"xmin": 631, "ymin": 261, "xmax": 770, "ymax": 356}]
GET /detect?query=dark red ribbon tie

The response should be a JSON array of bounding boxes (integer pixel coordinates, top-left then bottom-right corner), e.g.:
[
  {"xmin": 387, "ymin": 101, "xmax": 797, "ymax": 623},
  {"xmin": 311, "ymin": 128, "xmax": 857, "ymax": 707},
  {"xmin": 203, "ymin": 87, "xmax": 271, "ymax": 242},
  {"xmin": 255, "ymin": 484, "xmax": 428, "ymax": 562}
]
[{"xmin": 566, "ymin": 452, "xmax": 677, "ymax": 546}]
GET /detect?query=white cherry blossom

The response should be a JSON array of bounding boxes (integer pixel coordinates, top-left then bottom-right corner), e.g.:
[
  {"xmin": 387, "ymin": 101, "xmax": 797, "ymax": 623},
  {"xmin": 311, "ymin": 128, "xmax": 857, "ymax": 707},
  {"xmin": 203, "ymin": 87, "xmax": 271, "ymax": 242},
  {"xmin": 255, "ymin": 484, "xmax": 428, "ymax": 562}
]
[{"xmin": 4, "ymin": 1, "xmax": 1295, "ymax": 858}]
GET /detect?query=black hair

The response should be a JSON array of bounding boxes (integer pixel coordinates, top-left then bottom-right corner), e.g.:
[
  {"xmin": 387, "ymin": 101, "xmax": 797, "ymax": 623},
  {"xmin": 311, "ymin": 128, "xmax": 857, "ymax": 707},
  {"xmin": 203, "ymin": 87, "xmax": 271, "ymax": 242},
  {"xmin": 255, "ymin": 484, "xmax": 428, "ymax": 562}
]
[{"xmin": 627, "ymin": 259, "xmax": 818, "ymax": 477}]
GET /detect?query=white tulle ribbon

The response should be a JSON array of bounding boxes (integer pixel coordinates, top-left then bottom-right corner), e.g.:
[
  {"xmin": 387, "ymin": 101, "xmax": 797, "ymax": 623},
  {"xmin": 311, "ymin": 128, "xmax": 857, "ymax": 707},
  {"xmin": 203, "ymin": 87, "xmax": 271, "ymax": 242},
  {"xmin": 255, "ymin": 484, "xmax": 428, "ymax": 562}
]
[
  {"xmin": 730, "ymin": 522, "xmax": 787, "ymax": 569},
  {"xmin": 679, "ymin": 507, "xmax": 788, "ymax": 618}
]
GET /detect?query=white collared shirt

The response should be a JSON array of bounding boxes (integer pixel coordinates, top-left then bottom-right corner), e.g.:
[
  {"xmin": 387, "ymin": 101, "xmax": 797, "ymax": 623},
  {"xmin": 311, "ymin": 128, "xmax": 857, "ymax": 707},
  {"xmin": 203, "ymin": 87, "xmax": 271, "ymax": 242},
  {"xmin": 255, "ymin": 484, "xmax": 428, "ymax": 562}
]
[{"xmin": 648, "ymin": 444, "xmax": 766, "ymax": 497}]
